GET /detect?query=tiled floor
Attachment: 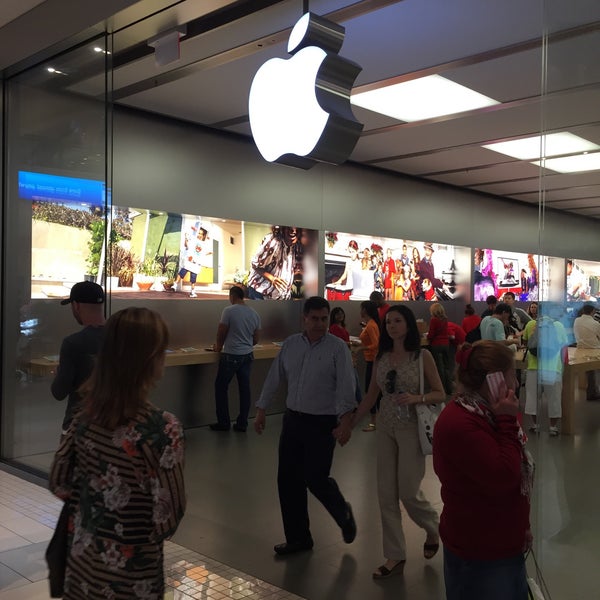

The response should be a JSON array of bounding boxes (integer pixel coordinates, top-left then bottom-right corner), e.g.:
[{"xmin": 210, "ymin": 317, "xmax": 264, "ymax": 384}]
[
  {"xmin": 0, "ymin": 470, "xmax": 305, "ymax": 600},
  {"xmin": 4, "ymin": 397, "xmax": 600, "ymax": 600}
]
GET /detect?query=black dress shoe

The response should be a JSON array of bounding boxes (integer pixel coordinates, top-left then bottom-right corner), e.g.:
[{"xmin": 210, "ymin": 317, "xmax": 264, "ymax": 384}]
[
  {"xmin": 341, "ymin": 502, "xmax": 357, "ymax": 543},
  {"xmin": 232, "ymin": 423, "xmax": 247, "ymax": 432},
  {"xmin": 209, "ymin": 423, "xmax": 230, "ymax": 431},
  {"xmin": 273, "ymin": 540, "xmax": 313, "ymax": 556}
]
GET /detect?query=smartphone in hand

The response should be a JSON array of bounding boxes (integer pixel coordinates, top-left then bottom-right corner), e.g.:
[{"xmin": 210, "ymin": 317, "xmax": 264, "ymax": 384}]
[{"xmin": 485, "ymin": 371, "xmax": 506, "ymax": 401}]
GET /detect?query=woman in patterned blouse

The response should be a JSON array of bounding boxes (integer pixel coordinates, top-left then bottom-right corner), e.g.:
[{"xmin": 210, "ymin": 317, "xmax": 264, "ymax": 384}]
[{"xmin": 50, "ymin": 307, "xmax": 186, "ymax": 599}]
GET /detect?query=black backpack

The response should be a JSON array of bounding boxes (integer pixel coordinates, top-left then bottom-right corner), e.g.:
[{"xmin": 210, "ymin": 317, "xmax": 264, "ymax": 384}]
[{"xmin": 465, "ymin": 325, "xmax": 481, "ymax": 344}]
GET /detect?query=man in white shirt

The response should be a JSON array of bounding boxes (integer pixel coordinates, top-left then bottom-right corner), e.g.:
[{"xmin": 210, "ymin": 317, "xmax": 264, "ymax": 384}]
[{"xmin": 573, "ymin": 304, "xmax": 600, "ymax": 401}]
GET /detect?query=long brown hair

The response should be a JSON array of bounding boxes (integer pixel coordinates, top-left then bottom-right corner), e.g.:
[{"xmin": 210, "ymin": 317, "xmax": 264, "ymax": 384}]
[{"xmin": 81, "ymin": 307, "xmax": 169, "ymax": 428}]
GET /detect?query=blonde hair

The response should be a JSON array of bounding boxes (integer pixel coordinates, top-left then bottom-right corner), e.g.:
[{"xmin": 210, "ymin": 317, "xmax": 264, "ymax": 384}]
[
  {"xmin": 430, "ymin": 302, "xmax": 446, "ymax": 320},
  {"xmin": 81, "ymin": 307, "xmax": 169, "ymax": 428}
]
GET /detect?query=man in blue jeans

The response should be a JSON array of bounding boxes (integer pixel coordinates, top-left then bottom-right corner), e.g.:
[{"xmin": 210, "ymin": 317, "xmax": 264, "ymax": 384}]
[{"xmin": 210, "ymin": 286, "xmax": 261, "ymax": 432}]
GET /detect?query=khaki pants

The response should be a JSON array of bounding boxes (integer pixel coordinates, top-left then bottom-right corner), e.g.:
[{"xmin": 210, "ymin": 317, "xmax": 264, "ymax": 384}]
[{"xmin": 376, "ymin": 421, "xmax": 439, "ymax": 561}]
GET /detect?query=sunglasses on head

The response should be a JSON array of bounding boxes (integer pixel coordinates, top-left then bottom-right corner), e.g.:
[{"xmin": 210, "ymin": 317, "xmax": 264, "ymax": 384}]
[{"xmin": 385, "ymin": 369, "xmax": 396, "ymax": 394}]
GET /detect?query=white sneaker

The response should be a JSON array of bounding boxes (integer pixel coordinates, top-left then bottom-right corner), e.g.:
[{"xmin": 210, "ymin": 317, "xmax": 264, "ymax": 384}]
[
  {"xmin": 189, "ymin": 291, "xmax": 197, "ymax": 298},
  {"xmin": 549, "ymin": 426, "xmax": 559, "ymax": 437},
  {"xmin": 528, "ymin": 424, "xmax": 539, "ymax": 434}
]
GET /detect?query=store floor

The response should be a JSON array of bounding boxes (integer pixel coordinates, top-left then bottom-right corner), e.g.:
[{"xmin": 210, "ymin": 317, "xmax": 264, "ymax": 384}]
[{"xmin": 2, "ymin": 401, "xmax": 600, "ymax": 599}]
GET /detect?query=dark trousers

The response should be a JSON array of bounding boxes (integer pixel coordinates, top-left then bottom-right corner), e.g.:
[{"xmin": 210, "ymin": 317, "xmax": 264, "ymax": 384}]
[
  {"xmin": 444, "ymin": 547, "xmax": 528, "ymax": 600},
  {"xmin": 430, "ymin": 345, "xmax": 452, "ymax": 395},
  {"xmin": 365, "ymin": 361, "xmax": 381, "ymax": 415},
  {"xmin": 277, "ymin": 410, "xmax": 348, "ymax": 544},
  {"xmin": 214, "ymin": 352, "xmax": 253, "ymax": 428}
]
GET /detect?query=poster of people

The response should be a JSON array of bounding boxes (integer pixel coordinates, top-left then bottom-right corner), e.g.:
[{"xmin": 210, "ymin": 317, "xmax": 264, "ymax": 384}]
[
  {"xmin": 473, "ymin": 248, "xmax": 560, "ymax": 302},
  {"xmin": 26, "ymin": 173, "xmax": 319, "ymax": 301},
  {"xmin": 324, "ymin": 232, "xmax": 469, "ymax": 302},
  {"xmin": 567, "ymin": 258, "xmax": 600, "ymax": 303}
]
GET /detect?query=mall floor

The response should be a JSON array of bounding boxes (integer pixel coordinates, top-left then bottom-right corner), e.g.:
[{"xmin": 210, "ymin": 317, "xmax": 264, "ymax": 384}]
[{"xmin": 1, "ymin": 394, "xmax": 599, "ymax": 600}]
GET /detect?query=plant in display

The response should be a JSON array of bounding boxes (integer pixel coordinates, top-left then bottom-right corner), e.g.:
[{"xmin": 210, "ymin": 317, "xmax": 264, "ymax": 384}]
[
  {"xmin": 154, "ymin": 249, "xmax": 179, "ymax": 276},
  {"xmin": 108, "ymin": 244, "xmax": 137, "ymax": 287},
  {"xmin": 326, "ymin": 231, "xmax": 338, "ymax": 248},
  {"xmin": 233, "ymin": 268, "xmax": 249, "ymax": 287}
]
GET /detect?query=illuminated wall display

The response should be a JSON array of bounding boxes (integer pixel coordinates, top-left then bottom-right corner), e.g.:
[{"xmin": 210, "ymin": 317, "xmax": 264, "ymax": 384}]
[
  {"xmin": 248, "ymin": 12, "xmax": 363, "ymax": 169},
  {"xmin": 566, "ymin": 258, "xmax": 600, "ymax": 302},
  {"xmin": 473, "ymin": 248, "xmax": 562, "ymax": 302},
  {"xmin": 25, "ymin": 175, "xmax": 318, "ymax": 301},
  {"xmin": 325, "ymin": 231, "xmax": 470, "ymax": 302}
]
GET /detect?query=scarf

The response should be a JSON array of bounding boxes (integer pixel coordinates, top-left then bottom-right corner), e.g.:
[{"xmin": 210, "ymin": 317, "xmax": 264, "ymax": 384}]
[{"xmin": 454, "ymin": 391, "xmax": 534, "ymax": 500}]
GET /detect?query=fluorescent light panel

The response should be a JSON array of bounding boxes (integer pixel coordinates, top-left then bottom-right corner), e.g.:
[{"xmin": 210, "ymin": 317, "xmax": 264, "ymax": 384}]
[
  {"xmin": 483, "ymin": 132, "xmax": 600, "ymax": 160},
  {"xmin": 350, "ymin": 74, "xmax": 499, "ymax": 122},
  {"xmin": 533, "ymin": 152, "xmax": 600, "ymax": 173}
]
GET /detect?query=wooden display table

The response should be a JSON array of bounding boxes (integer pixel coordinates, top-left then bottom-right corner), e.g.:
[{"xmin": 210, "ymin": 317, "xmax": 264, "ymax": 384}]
[
  {"xmin": 29, "ymin": 343, "xmax": 282, "ymax": 376},
  {"xmin": 561, "ymin": 347, "xmax": 600, "ymax": 435}
]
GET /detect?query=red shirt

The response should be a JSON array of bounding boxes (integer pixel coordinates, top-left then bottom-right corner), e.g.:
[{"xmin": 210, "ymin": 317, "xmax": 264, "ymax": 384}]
[
  {"xmin": 329, "ymin": 324, "xmax": 350, "ymax": 343},
  {"xmin": 433, "ymin": 401, "xmax": 530, "ymax": 560},
  {"xmin": 378, "ymin": 303, "xmax": 390, "ymax": 324},
  {"xmin": 462, "ymin": 314, "xmax": 481, "ymax": 334},
  {"xmin": 427, "ymin": 316, "xmax": 449, "ymax": 346},
  {"xmin": 447, "ymin": 321, "xmax": 466, "ymax": 347}
]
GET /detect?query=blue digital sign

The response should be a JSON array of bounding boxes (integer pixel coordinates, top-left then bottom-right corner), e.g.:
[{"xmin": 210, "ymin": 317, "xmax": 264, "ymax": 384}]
[{"xmin": 18, "ymin": 171, "xmax": 107, "ymax": 207}]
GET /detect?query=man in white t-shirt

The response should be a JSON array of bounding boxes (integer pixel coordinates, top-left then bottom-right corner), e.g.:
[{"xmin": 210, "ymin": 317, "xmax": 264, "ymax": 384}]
[
  {"xmin": 210, "ymin": 286, "xmax": 261, "ymax": 431},
  {"xmin": 574, "ymin": 304, "xmax": 600, "ymax": 401}
]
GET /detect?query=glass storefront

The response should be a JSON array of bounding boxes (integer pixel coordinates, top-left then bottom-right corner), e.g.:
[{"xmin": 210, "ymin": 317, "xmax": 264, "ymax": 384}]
[
  {"xmin": 1, "ymin": 2, "xmax": 599, "ymax": 597},
  {"xmin": 2, "ymin": 34, "xmax": 112, "ymax": 471}
]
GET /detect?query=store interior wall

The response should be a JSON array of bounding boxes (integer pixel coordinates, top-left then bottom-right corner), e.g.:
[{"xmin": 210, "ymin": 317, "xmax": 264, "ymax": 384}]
[{"xmin": 114, "ymin": 106, "xmax": 600, "ymax": 260}]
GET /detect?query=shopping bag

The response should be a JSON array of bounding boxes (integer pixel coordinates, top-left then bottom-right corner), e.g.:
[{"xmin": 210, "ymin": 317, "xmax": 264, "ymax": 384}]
[{"xmin": 415, "ymin": 403, "xmax": 443, "ymax": 455}]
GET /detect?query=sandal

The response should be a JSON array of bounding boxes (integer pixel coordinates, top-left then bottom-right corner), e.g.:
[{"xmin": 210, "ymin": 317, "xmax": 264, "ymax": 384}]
[
  {"xmin": 362, "ymin": 423, "xmax": 376, "ymax": 432},
  {"xmin": 423, "ymin": 541, "xmax": 440, "ymax": 560},
  {"xmin": 372, "ymin": 560, "xmax": 405, "ymax": 580}
]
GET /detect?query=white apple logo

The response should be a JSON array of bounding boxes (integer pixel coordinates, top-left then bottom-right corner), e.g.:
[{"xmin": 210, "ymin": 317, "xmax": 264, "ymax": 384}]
[{"xmin": 249, "ymin": 13, "xmax": 363, "ymax": 169}]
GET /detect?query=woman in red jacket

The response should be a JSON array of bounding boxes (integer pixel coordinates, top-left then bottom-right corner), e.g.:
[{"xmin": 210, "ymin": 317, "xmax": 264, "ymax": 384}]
[
  {"xmin": 427, "ymin": 302, "xmax": 452, "ymax": 395},
  {"xmin": 433, "ymin": 341, "xmax": 533, "ymax": 600}
]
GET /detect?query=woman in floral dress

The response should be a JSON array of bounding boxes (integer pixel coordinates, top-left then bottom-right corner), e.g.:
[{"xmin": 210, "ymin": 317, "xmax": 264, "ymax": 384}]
[{"xmin": 50, "ymin": 307, "xmax": 186, "ymax": 599}]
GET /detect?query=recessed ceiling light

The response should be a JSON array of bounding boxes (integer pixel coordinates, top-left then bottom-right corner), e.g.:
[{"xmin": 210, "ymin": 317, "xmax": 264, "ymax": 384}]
[
  {"xmin": 350, "ymin": 74, "xmax": 499, "ymax": 122},
  {"xmin": 483, "ymin": 132, "xmax": 600, "ymax": 160},
  {"xmin": 46, "ymin": 67, "xmax": 66, "ymax": 75},
  {"xmin": 93, "ymin": 47, "xmax": 111, "ymax": 55},
  {"xmin": 533, "ymin": 152, "xmax": 600, "ymax": 173}
]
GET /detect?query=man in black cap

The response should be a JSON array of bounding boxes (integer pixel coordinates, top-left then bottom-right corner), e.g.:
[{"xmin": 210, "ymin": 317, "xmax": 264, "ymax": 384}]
[{"xmin": 51, "ymin": 281, "xmax": 106, "ymax": 433}]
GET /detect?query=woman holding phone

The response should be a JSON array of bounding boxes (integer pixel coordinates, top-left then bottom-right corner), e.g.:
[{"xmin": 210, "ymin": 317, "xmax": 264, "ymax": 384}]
[{"xmin": 433, "ymin": 341, "xmax": 533, "ymax": 600}]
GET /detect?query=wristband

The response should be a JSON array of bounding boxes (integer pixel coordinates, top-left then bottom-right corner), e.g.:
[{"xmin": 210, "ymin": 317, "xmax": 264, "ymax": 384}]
[{"xmin": 421, "ymin": 395, "xmax": 426, "ymax": 404}]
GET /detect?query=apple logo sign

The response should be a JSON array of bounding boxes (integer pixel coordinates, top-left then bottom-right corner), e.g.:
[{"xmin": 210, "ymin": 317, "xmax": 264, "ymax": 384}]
[{"xmin": 249, "ymin": 12, "xmax": 363, "ymax": 169}]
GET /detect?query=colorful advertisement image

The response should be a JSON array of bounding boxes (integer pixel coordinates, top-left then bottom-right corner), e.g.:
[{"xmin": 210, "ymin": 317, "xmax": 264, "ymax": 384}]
[
  {"xmin": 26, "ymin": 173, "xmax": 318, "ymax": 301},
  {"xmin": 567, "ymin": 259, "xmax": 600, "ymax": 303},
  {"xmin": 245, "ymin": 224, "xmax": 318, "ymax": 300},
  {"xmin": 474, "ymin": 248, "xmax": 542, "ymax": 302},
  {"xmin": 324, "ymin": 232, "xmax": 469, "ymax": 302}
]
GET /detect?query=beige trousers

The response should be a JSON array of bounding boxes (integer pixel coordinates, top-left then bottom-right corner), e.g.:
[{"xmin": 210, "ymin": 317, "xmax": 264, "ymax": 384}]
[{"xmin": 376, "ymin": 421, "xmax": 439, "ymax": 561}]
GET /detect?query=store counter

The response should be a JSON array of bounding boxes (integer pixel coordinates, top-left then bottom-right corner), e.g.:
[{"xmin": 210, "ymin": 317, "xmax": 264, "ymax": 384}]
[
  {"xmin": 561, "ymin": 347, "xmax": 600, "ymax": 435},
  {"xmin": 29, "ymin": 343, "xmax": 282, "ymax": 376}
]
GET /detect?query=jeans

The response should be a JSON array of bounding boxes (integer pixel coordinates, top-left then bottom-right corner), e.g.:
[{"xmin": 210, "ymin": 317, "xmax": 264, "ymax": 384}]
[
  {"xmin": 214, "ymin": 352, "xmax": 253, "ymax": 428},
  {"xmin": 444, "ymin": 547, "xmax": 528, "ymax": 600}
]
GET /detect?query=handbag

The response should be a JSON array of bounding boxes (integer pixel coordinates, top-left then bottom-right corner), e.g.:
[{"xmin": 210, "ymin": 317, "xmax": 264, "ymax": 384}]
[
  {"xmin": 46, "ymin": 502, "xmax": 69, "ymax": 598},
  {"xmin": 415, "ymin": 352, "xmax": 444, "ymax": 456},
  {"xmin": 526, "ymin": 548, "xmax": 551, "ymax": 600}
]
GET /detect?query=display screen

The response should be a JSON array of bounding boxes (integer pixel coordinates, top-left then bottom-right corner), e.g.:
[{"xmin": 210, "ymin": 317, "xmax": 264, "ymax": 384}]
[
  {"xmin": 28, "ymin": 185, "xmax": 318, "ymax": 301},
  {"xmin": 566, "ymin": 258, "xmax": 600, "ymax": 303},
  {"xmin": 473, "ymin": 248, "xmax": 559, "ymax": 302},
  {"xmin": 324, "ymin": 232, "xmax": 469, "ymax": 302},
  {"xmin": 19, "ymin": 170, "xmax": 107, "ymax": 208}
]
